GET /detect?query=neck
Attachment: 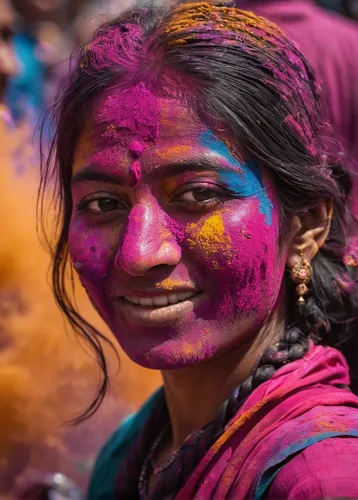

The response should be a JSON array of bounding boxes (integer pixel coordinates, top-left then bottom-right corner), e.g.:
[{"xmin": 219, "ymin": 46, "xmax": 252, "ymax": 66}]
[{"xmin": 162, "ymin": 308, "xmax": 284, "ymax": 450}]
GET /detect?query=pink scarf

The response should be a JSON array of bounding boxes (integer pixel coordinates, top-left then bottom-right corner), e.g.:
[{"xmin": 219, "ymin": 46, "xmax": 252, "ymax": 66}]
[{"xmin": 176, "ymin": 345, "xmax": 358, "ymax": 499}]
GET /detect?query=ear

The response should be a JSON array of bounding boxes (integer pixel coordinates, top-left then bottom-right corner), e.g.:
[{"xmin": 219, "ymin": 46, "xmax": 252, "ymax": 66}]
[{"xmin": 286, "ymin": 198, "xmax": 333, "ymax": 269}]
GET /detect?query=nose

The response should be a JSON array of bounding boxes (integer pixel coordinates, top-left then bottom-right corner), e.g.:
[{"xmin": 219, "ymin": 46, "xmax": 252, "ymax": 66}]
[{"xmin": 115, "ymin": 200, "xmax": 182, "ymax": 276}]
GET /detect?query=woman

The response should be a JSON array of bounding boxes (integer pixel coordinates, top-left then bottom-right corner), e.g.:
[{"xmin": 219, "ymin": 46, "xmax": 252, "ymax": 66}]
[{"xmin": 40, "ymin": 2, "xmax": 358, "ymax": 498}]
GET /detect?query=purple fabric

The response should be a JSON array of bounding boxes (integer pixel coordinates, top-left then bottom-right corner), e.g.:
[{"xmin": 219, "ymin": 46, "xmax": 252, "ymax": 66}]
[
  {"xmin": 175, "ymin": 345, "xmax": 358, "ymax": 499},
  {"xmin": 237, "ymin": 0, "xmax": 358, "ymax": 213}
]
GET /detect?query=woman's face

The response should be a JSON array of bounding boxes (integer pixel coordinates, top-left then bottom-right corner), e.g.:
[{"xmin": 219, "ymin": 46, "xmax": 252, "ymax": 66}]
[{"xmin": 69, "ymin": 83, "xmax": 287, "ymax": 369}]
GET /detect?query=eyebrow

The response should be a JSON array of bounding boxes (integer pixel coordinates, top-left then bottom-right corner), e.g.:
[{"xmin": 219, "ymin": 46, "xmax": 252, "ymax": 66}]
[{"xmin": 71, "ymin": 159, "xmax": 242, "ymax": 186}]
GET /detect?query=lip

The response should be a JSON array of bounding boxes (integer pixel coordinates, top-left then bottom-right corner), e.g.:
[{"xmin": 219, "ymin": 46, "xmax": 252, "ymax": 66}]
[
  {"xmin": 116, "ymin": 291, "xmax": 203, "ymax": 327},
  {"xmin": 115, "ymin": 287, "xmax": 197, "ymax": 298}
]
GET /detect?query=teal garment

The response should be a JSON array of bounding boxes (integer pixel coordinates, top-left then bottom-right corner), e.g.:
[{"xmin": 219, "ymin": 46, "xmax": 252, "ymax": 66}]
[
  {"xmin": 88, "ymin": 389, "xmax": 162, "ymax": 500},
  {"xmin": 7, "ymin": 31, "xmax": 45, "ymax": 122}
]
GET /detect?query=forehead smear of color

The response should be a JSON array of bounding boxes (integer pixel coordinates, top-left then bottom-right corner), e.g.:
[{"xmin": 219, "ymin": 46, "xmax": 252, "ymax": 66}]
[{"xmin": 201, "ymin": 130, "xmax": 272, "ymax": 225}]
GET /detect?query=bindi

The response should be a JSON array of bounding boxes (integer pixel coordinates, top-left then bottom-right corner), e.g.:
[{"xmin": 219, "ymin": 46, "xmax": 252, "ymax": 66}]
[
  {"xmin": 129, "ymin": 140, "xmax": 144, "ymax": 187},
  {"xmin": 129, "ymin": 140, "xmax": 144, "ymax": 158}
]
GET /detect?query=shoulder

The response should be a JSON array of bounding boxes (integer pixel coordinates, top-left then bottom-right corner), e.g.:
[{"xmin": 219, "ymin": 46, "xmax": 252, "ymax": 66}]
[
  {"xmin": 253, "ymin": 402, "xmax": 358, "ymax": 499},
  {"xmin": 268, "ymin": 436, "xmax": 358, "ymax": 500},
  {"xmin": 87, "ymin": 389, "xmax": 162, "ymax": 500}
]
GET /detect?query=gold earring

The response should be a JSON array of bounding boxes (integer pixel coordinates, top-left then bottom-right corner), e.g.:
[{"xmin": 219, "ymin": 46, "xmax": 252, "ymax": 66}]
[{"xmin": 291, "ymin": 252, "xmax": 312, "ymax": 305}]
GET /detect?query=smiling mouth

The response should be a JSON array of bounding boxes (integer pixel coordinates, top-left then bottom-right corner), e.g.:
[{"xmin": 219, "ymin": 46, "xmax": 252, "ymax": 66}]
[
  {"xmin": 123, "ymin": 291, "xmax": 196, "ymax": 307},
  {"xmin": 117, "ymin": 290, "xmax": 202, "ymax": 326}
]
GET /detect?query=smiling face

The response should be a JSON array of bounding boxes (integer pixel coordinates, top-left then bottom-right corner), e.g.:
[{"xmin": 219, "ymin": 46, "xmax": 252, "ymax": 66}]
[{"xmin": 69, "ymin": 82, "xmax": 287, "ymax": 369}]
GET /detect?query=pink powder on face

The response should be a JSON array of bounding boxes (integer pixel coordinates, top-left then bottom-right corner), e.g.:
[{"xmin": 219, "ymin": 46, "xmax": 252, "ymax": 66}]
[
  {"xmin": 97, "ymin": 82, "xmax": 160, "ymax": 149},
  {"xmin": 70, "ymin": 94, "xmax": 286, "ymax": 370},
  {"xmin": 129, "ymin": 140, "xmax": 145, "ymax": 158},
  {"xmin": 129, "ymin": 160, "xmax": 141, "ymax": 187}
]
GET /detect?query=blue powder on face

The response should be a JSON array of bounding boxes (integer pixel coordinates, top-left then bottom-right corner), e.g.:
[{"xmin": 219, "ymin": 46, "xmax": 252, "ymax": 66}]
[{"xmin": 200, "ymin": 130, "xmax": 273, "ymax": 225}]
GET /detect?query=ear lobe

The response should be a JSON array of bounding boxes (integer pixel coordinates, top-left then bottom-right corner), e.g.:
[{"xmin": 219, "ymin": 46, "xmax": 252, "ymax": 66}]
[{"xmin": 286, "ymin": 199, "xmax": 333, "ymax": 269}]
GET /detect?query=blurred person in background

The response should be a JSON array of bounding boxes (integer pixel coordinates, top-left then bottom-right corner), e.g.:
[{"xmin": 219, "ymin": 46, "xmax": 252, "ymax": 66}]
[
  {"xmin": 319, "ymin": 0, "xmax": 358, "ymax": 17},
  {"xmin": 236, "ymin": 0, "xmax": 358, "ymax": 214},
  {"xmin": 8, "ymin": 0, "xmax": 75, "ymax": 122},
  {"xmin": 318, "ymin": 0, "xmax": 346, "ymax": 13},
  {"xmin": 8, "ymin": 0, "xmax": 135, "ymax": 124},
  {"xmin": 0, "ymin": 0, "xmax": 18, "ymax": 109},
  {"xmin": 72, "ymin": 0, "xmax": 134, "ymax": 45},
  {"xmin": 346, "ymin": 0, "xmax": 358, "ymax": 18}
]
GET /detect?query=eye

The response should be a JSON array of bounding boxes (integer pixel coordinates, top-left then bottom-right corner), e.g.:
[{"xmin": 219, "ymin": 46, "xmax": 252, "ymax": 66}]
[
  {"xmin": 172, "ymin": 184, "xmax": 232, "ymax": 213},
  {"xmin": 175, "ymin": 187, "xmax": 223, "ymax": 203},
  {"xmin": 79, "ymin": 196, "xmax": 126, "ymax": 214}
]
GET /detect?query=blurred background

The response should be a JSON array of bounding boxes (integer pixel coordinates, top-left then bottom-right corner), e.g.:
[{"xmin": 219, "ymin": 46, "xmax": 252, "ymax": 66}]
[
  {"xmin": 0, "ymin": 0, "xmax": 357, "ymax": 499},
  {"xmin": 6, "ymin": 0, "xmax": 358, "ymax": 124}
]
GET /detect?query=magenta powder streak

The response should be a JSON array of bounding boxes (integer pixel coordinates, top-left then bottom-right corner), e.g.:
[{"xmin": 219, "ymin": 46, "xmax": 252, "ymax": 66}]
[
  {"xmin": 129, "ymin": 140, "xmax": 145, "ymax": 158},
  {"xmin": 97, "ymin": 83, "xmax": 160, "ymax": 147},
  {"xmin": 130, "ymin": 160, "xmax": 142, "ymax": 187}
]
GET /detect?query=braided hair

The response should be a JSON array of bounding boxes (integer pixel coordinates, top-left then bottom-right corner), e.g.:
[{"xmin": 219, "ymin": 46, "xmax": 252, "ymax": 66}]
[{"xmin": 40, "ymin": 0, "xmax": 358, "ymax": 433}]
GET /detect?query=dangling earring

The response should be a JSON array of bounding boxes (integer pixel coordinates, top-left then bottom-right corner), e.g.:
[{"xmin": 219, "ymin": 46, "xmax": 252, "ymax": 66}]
[{"xmin": 291, "ymin": 252, "xmax": 312, "ymax": 305}]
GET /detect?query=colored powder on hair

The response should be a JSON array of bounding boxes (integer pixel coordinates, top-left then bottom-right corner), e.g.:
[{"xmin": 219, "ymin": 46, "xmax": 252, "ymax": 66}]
[
  {"xmin": 83, "ymin": 24, "xmax": 144, "ymax": 72},
  {"xmin": 200, "ymin": 130, "xmax": 272, "ymax": 225},
  {"xmin": 161, "ymin": 3, "xmax": 319, "ymax": 157},
  {"xmin": 164, "ymin": 3, "xmax": 283, "ymax": 42}
]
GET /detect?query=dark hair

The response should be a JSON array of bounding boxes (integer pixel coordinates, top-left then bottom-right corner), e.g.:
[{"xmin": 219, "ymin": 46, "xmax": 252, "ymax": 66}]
[{"xmin": 39, "ymin": 2, "xmax": 358, "ymax": 426}]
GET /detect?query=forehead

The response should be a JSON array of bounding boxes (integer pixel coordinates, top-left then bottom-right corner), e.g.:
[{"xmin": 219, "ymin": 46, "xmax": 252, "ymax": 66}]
[
  {"xmin": 86, "ymin": 83, "xmax": 206, "ymax": 145},
  {"xmin": 73, "ymin": 82, "xmax": 246, "ymax": 176}
]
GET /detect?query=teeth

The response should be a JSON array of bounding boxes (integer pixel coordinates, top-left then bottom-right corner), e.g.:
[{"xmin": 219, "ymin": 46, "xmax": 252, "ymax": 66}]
[
  {"xmin": 139, "ymin": 297, "xmax": 154, "ymax": 306},
  {"xmin": 168, "ymin": 294, "xmax": 179, "ymax": 304},
  {"xmin": 124, "ymin": 291, "xmax": 196, "ymax": 307},
  {"xmin": 153, "ymin": 296, "xmax": 169, "ymax": 306}
]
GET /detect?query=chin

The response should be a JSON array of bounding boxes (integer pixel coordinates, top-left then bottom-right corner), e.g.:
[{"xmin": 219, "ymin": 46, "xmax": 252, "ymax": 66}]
[{"xmin": 116, "ymin": 333, "xmax": 219, "ymax": 370}]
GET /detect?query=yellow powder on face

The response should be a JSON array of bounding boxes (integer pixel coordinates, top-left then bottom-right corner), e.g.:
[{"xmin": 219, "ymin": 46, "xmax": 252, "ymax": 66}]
[
  {"xmin": 187, "ymin": 214, "xmax": 232, "ymax": 266},
  {"xmin": 156, "ymin": 277, "xmax": 191, "ymax": 290},
  {"xmin": 181, "ymin": 340, "xmax": 203, "ymax": 357},
  {"xmin": 157, "ymin": 144, "xmax": 192, "ymax": 161}
]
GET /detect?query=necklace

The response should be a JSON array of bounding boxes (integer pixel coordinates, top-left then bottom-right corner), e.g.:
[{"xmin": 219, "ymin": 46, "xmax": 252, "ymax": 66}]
[{"xmin": 138, "ymin": 425, "xmax": 205, "ymax": 499}]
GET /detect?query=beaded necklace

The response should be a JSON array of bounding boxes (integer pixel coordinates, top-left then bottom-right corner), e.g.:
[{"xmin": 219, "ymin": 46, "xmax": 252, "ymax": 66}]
[{"xmin": 138, "ymin": 425, "xmax": 205, "ymax": 499}]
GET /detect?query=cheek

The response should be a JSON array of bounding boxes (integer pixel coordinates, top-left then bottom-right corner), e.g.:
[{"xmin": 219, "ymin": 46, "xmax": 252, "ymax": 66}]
[
  {"xmin": 184, "ymin": 198, "xmax": 282, "ymax": 318},
  {"xmin": 227, "ymin": 207, "xmax": 281, "ymax": 316},
  {"xmin": 68, "ymin": 218, "xmax": 115, "ymax": 297}
]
